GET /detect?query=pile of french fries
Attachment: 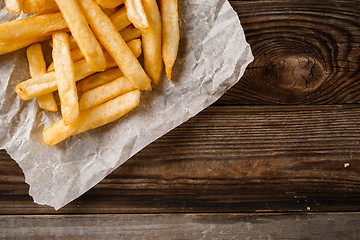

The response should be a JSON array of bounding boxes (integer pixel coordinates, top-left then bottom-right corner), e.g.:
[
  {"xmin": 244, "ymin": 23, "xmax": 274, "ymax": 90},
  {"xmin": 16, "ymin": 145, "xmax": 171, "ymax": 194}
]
[{"xmin": 1, "ymin": 0, "xmax": 179, "ymax": 146}]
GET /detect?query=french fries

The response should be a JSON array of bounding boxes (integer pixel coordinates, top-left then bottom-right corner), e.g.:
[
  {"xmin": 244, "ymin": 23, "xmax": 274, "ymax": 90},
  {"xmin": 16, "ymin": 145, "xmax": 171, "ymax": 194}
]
[
  {"xmin": 0, "ymin": 13, "xmax": 67, "ymax": 54},
  {"xmin": 142, "ymin": 0, "xmax": 162, "ymax": 84},
  {"xmin": 77, "ymin": 68, "xmax": 123, "ymax": 93},
  {"xmin": 43, "ymin": 90, "xmax": 140, "ymax": 146},
  {"xmin": 21, "ymin": 0, "xmax": 59, "ymax": 14},
  {"xmin": 78, "ymin": 0, "xmax": 152, "ymax": 91},
  {"xmin": 16, "ymin": 39, "xmax": 142, "ymax": 100},
  {"xmin": 52, "ymin": 32, "xmax": 79, "ymax": 125},
  {"xmin": 109, "ymin": 6, "xmax": 132, "ymax": 32},
  {"xmin": 55, "ymin": 0, "xmax": 106, "ymax": 72},
  {"xmin": 160, "ymin": 0, "xmax": 180, "ymax": 79},
  {"xmin": 96, "ymin": 0, "xmax": 124, "ymax": 9},
  {"xmin": 3, "ymin": 0, "xmax": 180, "ymax": 145},
  {"xmin": 26, "ymin": 44, "xmax": 57, "ymax": 112},
  {"xmin": 4, "ymin": 0, "xmax": 21, "ymax": 14},
  {"xmin": 124, "ymin": 0, "xmax": 149, "ymax": 33},
  {"xmin": 79, "ymin": 76, "xmax": 135, "ymax": 111},
  {"xmin": 47, "ymin": 26, "xmax": 141, "ymax": 72}
]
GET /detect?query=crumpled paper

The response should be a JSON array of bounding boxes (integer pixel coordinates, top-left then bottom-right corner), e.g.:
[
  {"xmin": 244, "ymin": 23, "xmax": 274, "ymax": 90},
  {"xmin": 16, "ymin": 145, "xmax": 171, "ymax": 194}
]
[{"xmin": 0, "ymin": 0, "xmax": 253, "ymax": 210}]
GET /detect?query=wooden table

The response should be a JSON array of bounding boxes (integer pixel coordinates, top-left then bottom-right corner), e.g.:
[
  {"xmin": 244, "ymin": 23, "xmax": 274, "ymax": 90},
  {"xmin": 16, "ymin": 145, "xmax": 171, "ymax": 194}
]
[{"xmin": 1, "ymin": 0, "xmax": 359, "ymax": 239}]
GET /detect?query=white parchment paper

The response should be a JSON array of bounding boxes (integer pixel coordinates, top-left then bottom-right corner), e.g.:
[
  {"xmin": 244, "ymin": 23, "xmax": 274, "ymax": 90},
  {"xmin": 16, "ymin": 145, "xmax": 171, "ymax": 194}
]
[{"xmin": 0, "ymin": 0, "xmax": 253, "ymax": 210}]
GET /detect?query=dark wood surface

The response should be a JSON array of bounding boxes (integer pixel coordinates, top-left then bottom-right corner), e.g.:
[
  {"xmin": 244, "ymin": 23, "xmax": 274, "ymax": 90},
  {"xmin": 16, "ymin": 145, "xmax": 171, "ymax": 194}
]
[
  {"xmin": 1, "ymin": 0, "xmax": 359, "ymax": 238},
  {"xmin": 1, "ymin": 213, "xmax": 359, "ymax": 239}
]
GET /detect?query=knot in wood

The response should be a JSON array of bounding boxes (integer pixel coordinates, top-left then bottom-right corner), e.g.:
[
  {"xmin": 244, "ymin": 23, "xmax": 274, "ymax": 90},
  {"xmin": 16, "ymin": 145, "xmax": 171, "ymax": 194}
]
[{"xmin": 275, "ymin": 57, "xmax": 324, "ymax": 91}]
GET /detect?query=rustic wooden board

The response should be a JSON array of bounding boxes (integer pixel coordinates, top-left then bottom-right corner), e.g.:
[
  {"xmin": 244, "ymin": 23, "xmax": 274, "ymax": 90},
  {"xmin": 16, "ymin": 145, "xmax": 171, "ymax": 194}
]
[
  {"xmin": 0, "ymin": 213, "xmax": 359, "ymax": 239},
  {"xmin": 216, "ymin": 0, "xmax": 360, "ymax": 105},
  {"xmin": 1, "ymin": 105, "xmax": 359, "ymax": 214}
]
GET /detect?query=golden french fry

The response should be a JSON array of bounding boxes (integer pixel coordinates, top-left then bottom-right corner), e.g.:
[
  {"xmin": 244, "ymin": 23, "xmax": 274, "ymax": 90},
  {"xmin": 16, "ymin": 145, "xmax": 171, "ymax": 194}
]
[
  {"xmin": 142, "ymin": 0, "xmax": 162, "ymax": 84},
  {"xmin": 120, "ymin": 26, "xmax": 142, "ymax": 42},
  {"xmin": 0, "ymin": 13, "xmax": 67, "ymax": 55},
  {"xmin": 79, "ymin": 76, "xmax": 135, "ymax": 111},
  {"xmin": 100, "ymin": 6, "xmax": 119, "ymax": 16},
  {"xmin": 77, "ymin": 39, "xmax": 142, "ymax": 92},
  {"xmin": 109, "ymin": 6, "xmax": 131, "ymax": 32},
  {"xmin": 47, "ymin": 27, "xmax": 141, "ymax": 72},
  {"xmin": 26, "ymin": 44, "xmax": 57, "ymax": 112},
  {"xmin": 124, "ymin": 0, "xmax": 149, "ymax": 33},
  {"xmin": 43, "ymin": 118, "xmax": 79, "ymax": 146},
  {"xmin": 96, "ymin": 0, "xmax": 124, "ymax": 9},
  {"xmin": 47, "ymin": 48, "xmax": 84, "ymax": 72},
  {"xmin": 77, "ymin": 68, "xmax": 123, "ymax": 93},
  {"xmin": 4, "ymin": 0, "xmax": 21, "ymax": 14},
  {"xmin": 55, "ymin": 0, "xmax": 106, "ymax": 72},
  {"xmin": 43, "ymin": 90, "xmax": 140, "ymax": 146},
  {"xmin": 21, "ymin": 0, "xmax": 59, "ymax": 14},
  {"xmin": 160, "ymin": 0, "xmax": 179, "ymax": 79},
  {"xmin": 52, "ymin": 32, "xmax": 79, "ymax": 125},
  {"xmin": 15, "ymin": 39, "xmax": 142, "ymax": 100},
  {"xmin": 0, "ymin": 36, "xmax": 49, "ymax": 56},
  {"xmin": 78, "ymin": 0, "xmax": 151, "ymax": 91}
]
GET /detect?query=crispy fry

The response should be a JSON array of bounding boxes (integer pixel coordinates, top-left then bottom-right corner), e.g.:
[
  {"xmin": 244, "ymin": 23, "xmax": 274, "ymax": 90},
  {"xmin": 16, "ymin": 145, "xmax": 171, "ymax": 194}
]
[
  {"xmin": 120, "ymin": 26, "xmax": 142, "ymax": 42},
  {"xmin": 43, "ymin": 90, "xmax": 140, "ymax": 146},
  {"xmin": 52, "ymin": 32, "xmax": 79, "ymax": 125},
  {"xmin": 42, "ymin": 119, "xmax": 79, "ymax": 146},
  {"xmin": 27, "ymin": 44, "xmax": 57, "ymax": 112},
  {"xmin": 79, "ymin": 76, "xmax": 135, "ymax": 111},
  {"xmin": 77, "ymin": 68, "xmax": 123, "ymax": 93},
  {"xmin": 96, "ymin": 0, "xmax": 124, "ymax": 9},
  {"xmin": 77, "ymin": 39, "xmax": 142, "ymax": 92},
  {"xmin": 78, "ymin": 0, "xmax": 151, "ymax": 91},
  {"xmin": 0, "ymin": 13, "xmax": 67, "ymax": 54},
  {"xmin": 124, "ymin": 0, "xmax": 149, "ymax": 33},
  {"xmin": 16, "ymin": 39, "xmax": 142, "ymax": 100},
  {"xmin": 160, "ymin": 0, "xmax": 179, "ymax": 79},
  {"xmin": 47, "ymin": 48, "xmax": 84, "ymax": 72},
  {"xmin": 47, "ymin": 27, "xmax": 141, "ymax": 72},
  {"xmin": 55, "ymin": 0, "xmax": 106, "ymax": 72},
  {"xmin": 4, "ymin": 0, "xmax": 21, "ymax": 14},
  {"xmin": 100, "ymin": 6, "xmax": 119, "ymax": 16},
  {"xmin": 0, "ymin": 36, "xmax": 49, "ymax": 56},
  {"xmin": 21, "ymin": 0, "xmax": 59, "ymax": 14},
  {"xmin": 109, "ymin": 6, "xmax": 132, "ymax": 31},
  {"xmin": 142, "ymin": 0, "xmax": 162, "ymax": 84}
]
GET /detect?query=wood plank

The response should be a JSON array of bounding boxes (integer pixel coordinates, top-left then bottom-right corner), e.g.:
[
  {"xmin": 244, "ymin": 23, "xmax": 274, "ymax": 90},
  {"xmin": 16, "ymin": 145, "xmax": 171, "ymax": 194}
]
[
  {"xmin": 0, "ymin": 213, "xmax": 359, "ymax": 239},
  {"xmin": 216, "ymin": 0, "xmax": 360, "ymax": 105},
  {"xmin": 0, "ymin": 105, "xmax": 359, "ymax": 214}
]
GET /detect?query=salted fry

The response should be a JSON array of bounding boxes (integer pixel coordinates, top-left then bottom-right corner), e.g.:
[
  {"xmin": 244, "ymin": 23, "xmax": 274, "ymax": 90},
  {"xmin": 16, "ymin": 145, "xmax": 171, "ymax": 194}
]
[
  {"xmin": 15, "ymin": 39, "xmax": 142, "ymax": 100},
  {"xmin": 79, "ymin": 76, "xmax": 135, "ymax": 110},
  {"xmin": 4, "ymin": 0, "xmax": 21, "ymax": 14},
  {"xmin": 53, "ymin": 32, "xmax": 79, "ymax": 125},
  {"xmin": 21, "ymin": 0, "xmax": 59, "ymax": 14},
  {"xmin": 96, "ymin": 0, "xmax": 124, "ymax": 9},
  {"xmin": 55, "ymin": 0, "xmax": 106, "ymax": 72},
  {"xmin": 27, "ymin": 44, "xmax": 57, "ymax": 112},
  {"xmin": 120, "ymin": 26, "xmax": 142, "ymax": 42},
  {"xmin": 142, "ymin": 0, "xmax": 162, "ymax": 84},
  {"xmin": 43, "ymin": 90, "xmax": 140, "ymax": 146},
  {"xmin": 47, "ymin": 48, "xmax": 84, "ymax": 72},
  {"xmin": 160, "ymin": 0, "xmax": 179, "ymax": 79},
  {"xmin": 47, "ymin": 27, "xmax": 141, "ymax": 72},
  {"xmin": 78, "ymin": 0, "xmax": 151, "ymax": 91},
  {"xmin": 109, "ymin": 6, "xmax": 132, "ymax": 31},
  {"xmin": 0, "ymin": 13, "xmax": 67, "ymax": 54},
  {"xmin": 0, "ymin": 36, "xmax": 49, "ymax": 56},
  {"xmin": 77, "ymin": 68, "xmax": 123, "ymax": 93},
  {"xmin": 124, "ymin": 0, "xmax": 149, "ymax": 33},
  {"xmin": 42, "ymin": 118, "xmax": 78, "ymax": 146}
]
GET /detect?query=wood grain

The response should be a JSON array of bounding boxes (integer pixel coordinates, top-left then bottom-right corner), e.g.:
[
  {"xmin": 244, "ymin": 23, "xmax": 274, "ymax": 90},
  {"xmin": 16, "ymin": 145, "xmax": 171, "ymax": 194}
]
[
  {"xmin": 216, "ymin": 0, "xmax": 360, "ymax": 105},
  {"xmin": 1, "ymin": 105, "xmax": 359, "ymax": 214},
  {"xmin": 0, "ymin": 213, "xmax": 359, "ymax": 240}
]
